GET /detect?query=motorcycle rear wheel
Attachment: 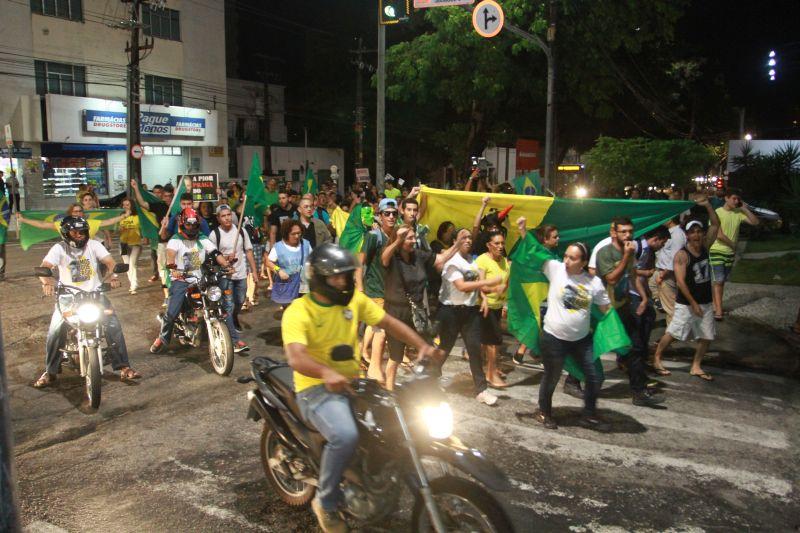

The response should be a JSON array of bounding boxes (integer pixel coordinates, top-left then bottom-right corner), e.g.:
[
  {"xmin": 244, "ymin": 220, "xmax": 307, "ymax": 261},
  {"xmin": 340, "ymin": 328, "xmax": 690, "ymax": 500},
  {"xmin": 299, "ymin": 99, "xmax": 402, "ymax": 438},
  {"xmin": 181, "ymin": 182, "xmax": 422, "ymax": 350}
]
[
  {"xmin": 411, "ymin": 475, "xmax": 514, "ymax": 533},
  {"xmin": 260, "ymin": 427, "xmax": 315, "ymax": 506},
  {"xmin": 207, "ymin": 319, "xmax": 234, "ymax": 376},
  {"xmin": 85, "ymin": 346, "xmax": 102, "ymax": 409}
]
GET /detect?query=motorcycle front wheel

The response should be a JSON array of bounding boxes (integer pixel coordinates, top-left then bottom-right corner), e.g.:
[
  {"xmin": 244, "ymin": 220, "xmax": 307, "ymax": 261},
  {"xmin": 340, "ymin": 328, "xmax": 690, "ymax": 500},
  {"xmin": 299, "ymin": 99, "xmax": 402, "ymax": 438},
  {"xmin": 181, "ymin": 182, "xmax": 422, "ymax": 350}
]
[
  {"xmin": 206, "ymin": 318, "xmax": 234, "ymax": 376},
  {"xmin": 85, "ymin": 345, "xmax": 102, "ymax": 409},
  {"xmin": 260, "ymin": 427, "xmax": 315, "ymax": 506},
  {"xmin": 411, "ymin": 475, "xmax": 514, "ymax": 533}
]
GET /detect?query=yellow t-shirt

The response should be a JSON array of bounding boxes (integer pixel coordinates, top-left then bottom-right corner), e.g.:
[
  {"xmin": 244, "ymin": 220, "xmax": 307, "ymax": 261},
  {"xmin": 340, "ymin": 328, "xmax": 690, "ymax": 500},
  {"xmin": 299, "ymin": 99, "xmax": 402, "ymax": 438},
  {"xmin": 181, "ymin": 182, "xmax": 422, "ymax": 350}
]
[
  {"xmin": 53, "ymin": 219, "xmax": 103, "ymax": 239},
  {"xmin": 384, "ymin": 187, "xmax": 401, "ymax": 200},
  {"xmin": 119, "ymin": 215, "xmax": 142, "ymax": 245},
  {"xmin": 710, "ymin": 207, "xmax": 749, "ymax": 255},
  {"xmin": 475, "ymin": 252, "xmax": 509, "ymax": 309},
  {"xmin": 282, "ymin": 291, "xmax": 386, "ymax": 392}
]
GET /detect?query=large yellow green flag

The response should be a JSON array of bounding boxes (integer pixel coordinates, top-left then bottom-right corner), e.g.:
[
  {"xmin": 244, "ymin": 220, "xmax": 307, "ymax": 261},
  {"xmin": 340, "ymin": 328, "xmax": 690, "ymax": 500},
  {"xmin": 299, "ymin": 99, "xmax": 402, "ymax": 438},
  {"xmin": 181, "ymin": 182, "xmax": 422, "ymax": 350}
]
[{"xmin": 18, "ymin": 209, "xmax": 123, "ymax": 250}]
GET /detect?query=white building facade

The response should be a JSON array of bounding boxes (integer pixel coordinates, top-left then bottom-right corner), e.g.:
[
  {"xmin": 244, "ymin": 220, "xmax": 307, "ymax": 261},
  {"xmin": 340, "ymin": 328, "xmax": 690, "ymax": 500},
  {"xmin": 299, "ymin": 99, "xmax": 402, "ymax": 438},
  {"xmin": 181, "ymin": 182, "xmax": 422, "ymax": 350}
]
[{"xmin": 0, "ymin": 0, "xmax": 228, "ymax": 209}]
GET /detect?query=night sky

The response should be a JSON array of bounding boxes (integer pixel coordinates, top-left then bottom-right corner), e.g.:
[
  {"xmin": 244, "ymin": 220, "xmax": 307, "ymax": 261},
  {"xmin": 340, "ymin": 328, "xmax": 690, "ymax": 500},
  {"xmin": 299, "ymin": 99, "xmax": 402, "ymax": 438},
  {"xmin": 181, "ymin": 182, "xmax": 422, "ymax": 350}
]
[{"xmin": 228, "ymin": 0, "xmax": 800, "ymax": 142}]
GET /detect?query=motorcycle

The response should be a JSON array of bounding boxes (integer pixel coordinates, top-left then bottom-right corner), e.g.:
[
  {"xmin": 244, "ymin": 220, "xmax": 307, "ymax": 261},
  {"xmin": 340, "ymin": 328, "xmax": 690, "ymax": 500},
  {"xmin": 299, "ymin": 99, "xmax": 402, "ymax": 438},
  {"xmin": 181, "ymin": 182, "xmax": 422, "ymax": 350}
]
[
  {"xmin": 159, "ymin": 257, "xmax": 234, "ymax": 376},
  {"xmin": 239, "ymin": 353, "xmax": 515, "ymax": 532},
  {"xmin": 34, "ymin": 263, "xmax": 129, "ymax": 409}
]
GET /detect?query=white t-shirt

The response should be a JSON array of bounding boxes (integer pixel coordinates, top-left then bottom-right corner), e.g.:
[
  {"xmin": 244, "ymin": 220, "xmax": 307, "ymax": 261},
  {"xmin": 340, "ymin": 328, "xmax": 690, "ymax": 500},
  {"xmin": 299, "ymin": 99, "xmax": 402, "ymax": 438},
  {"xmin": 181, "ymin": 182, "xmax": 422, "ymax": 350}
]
[
  {"xmin": 655, "ymin": 225, "xmax": 686, "ymax": 271},
  {"xmin": 167, "ymin": 237, "xmax": 217, "ymax": 280},
  {"xmin": 588, "ymin": 236, "xmax": 612, "ymax": 270},
  {"xmin": 542, "ymin": 260, "xmax": 610, "ymax": 342},
  {"xmin": 43, "ymin": 240, "xmax": 110, "ymax": 292},
  {"xmin": 209, "ymin": 225, "xmax": 252, "ymax": 280},
  {"xmin": 439, "ymin": 253, "xmax": 480, "ymax": 307}
]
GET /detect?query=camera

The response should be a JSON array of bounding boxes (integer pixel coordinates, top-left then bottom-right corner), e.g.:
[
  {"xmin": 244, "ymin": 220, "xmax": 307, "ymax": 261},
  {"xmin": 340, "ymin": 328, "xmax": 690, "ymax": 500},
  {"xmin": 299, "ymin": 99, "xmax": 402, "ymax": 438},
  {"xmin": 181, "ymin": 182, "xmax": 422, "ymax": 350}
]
[{"xmin": 470, "ymin": 156, "xmax": 490, "ymax": 179}]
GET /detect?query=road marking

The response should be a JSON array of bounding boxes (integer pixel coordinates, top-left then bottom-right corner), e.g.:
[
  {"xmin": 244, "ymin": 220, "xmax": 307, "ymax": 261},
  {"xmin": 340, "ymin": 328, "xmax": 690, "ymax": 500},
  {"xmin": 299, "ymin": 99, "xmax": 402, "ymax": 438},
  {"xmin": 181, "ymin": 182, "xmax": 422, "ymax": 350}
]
[{"xmin": 458, "ymin": 413, "xmax": 793, "ymax": 499}]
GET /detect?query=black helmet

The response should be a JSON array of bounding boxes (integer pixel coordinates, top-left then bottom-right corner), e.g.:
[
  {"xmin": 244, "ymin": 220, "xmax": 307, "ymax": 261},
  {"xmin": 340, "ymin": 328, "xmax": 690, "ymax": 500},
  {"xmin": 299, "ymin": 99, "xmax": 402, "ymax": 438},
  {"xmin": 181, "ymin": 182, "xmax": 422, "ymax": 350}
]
[
  {"xmin": 306, "ymin": 244, "xmax": 358, "ymax": 306},
  {"xmin": 60, "ymin": 216, "xmax": 90, "ymax": 249}
]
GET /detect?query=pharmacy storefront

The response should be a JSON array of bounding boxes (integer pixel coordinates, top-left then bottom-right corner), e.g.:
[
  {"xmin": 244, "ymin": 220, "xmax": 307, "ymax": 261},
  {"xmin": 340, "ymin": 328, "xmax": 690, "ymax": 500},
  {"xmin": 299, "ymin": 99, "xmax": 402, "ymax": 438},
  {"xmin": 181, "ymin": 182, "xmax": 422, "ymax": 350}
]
[{"xmin": 20, "ymin": 94, "xmax": 226, "ymax": 209}]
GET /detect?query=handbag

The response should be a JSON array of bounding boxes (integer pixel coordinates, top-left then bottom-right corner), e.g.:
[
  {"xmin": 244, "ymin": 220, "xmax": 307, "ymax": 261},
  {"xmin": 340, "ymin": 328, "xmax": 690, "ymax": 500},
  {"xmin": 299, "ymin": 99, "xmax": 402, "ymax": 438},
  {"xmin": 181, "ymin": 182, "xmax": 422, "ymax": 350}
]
[
  {"xmin": 271, "ymin": 242, "xmax": 305, "ymax": 305},
  {"xmin": 397, "ymin": 257, "xmax": 438, "ymax": 340}
]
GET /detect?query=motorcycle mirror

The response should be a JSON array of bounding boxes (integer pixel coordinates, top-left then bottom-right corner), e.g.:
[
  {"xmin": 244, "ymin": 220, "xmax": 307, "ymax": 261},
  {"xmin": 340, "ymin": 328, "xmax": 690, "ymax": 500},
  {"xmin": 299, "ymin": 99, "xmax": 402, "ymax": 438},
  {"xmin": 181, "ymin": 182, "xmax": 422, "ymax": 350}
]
[
  {"xmin": 34, "ymin": 267, "xmax": 53, "ymax": 278},
  {"xmin": 236, "ymin": 376, "xmax": 254, "ymax": 384},
  {"xmin": 113, "ymin": 263, "xmax": 130, "ymax": 274}
]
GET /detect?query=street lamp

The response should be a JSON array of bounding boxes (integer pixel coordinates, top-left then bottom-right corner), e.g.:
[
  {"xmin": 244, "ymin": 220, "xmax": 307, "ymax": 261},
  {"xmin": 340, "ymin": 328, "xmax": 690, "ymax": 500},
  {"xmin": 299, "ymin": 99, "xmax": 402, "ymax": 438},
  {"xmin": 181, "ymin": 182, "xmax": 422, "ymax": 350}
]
[{"xmin": 744, "ymin": 133, "xmax": 753, "ymax": 141}]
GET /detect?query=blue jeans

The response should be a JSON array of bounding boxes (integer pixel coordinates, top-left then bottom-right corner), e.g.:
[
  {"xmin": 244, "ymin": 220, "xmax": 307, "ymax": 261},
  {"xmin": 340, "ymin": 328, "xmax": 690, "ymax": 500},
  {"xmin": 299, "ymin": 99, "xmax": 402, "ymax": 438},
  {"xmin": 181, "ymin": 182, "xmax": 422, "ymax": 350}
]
[
  {"xmin": 219, "ymin": 277, "xmax": 247, "ymax": 343},
  {"xmin": 297, "ymin": 385, "xmax": 359, "ymax": 512},
  {"xmin": 539, "ymin": 331, "xmax": 601, "ymax": 416},
  {"xmin": 160, "ymin": 280, "xmax": 189, "ymax": 343}
]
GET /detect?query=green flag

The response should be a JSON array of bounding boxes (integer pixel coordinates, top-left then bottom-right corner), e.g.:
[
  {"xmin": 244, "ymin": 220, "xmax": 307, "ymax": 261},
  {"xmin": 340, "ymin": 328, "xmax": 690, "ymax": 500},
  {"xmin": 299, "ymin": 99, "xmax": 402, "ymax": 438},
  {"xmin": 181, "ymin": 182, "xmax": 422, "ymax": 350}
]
[
  {"xmin": 243, "ymin": 153, "xmax": 270, "ymax": 227},
  {"xmin": 507, "ymin": 231, "xmax": 632, "ymax": 380},
  {"xmin": 170, "ymin": 176, "xmax": 191, "ymax": 217},
  {"xmin": 514, "ymin": 170, "xmax": 542, "ymax": 196},
  {"xmin": 133, "ymin": 181, "xmax": 164, "ymax": 250},
  {"xmin": 338, "ymin": 204, "xmax": 372, "ymax": 253},
  {"xmin": 18, "ymin": 209, "xmax": 123, "ymax": 250},
  {"xmin": 0, "ymin": 195, "xmax": 10, "ymax": 245},
  {"xmin": 302, "ymin": 167, "xmax": 318, "ymax": 195}
]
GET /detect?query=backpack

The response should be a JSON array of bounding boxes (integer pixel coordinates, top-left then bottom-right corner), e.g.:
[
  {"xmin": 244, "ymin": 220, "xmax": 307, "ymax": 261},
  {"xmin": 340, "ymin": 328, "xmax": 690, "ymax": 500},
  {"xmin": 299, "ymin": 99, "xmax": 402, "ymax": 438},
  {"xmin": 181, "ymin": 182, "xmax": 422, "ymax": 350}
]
[{"xmin": 212, "ymin": 226, "xmax": 246, "ymax": 253}]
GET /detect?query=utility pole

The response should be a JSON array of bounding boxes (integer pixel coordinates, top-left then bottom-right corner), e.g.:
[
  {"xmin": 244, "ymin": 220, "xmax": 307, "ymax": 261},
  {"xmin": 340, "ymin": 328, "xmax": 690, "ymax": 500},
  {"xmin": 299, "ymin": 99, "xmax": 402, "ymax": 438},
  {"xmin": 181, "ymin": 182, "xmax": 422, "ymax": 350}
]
[
  {"xmin": 544, "ymin": 0, "xmax": 557, "ymax": 192},
  {"xmin": 123, "ymin": 0, "xmax": 153, "ymax": 193},
  {"xmin": 350, "ymin": 37, "xmax": 368, "ymax": 170},
  {"xmin": 376, "ymin": 23, "xmax": 386, "ymax": 192},
  {"xmin": 254, "ymin": 54, "xmax": 284, "ymax": 175}
]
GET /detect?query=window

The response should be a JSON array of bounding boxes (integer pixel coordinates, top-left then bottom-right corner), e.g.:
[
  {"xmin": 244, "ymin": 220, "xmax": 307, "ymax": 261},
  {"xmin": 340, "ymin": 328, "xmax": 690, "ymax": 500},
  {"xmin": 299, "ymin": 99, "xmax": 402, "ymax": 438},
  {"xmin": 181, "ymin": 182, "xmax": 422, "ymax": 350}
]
[
  {"xmin": 142, "ymin": 5, "xmax": 180, "ymax": 41},
  {"xmin": 144, "ymin": 75, "xmax": 182, "ymax": 106},
  {"xmin": 34, "ymin": 60, "xmax": 86, "ymax": 97},
  {"xmin": 30, "ymin": 0, "xmax": 83, "ymax": 22}
]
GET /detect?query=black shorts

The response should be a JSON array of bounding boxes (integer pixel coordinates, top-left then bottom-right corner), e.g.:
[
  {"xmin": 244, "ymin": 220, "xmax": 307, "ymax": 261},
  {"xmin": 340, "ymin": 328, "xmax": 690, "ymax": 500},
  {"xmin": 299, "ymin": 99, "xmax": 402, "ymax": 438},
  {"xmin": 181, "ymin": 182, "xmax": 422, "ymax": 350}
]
[
  {"xmin": 385, "ymin": 303, "xmax": 414, "ymax": 363},
  {"xmin": 480, "ymin": 307, "xmax": 504, "ymax": 346}
]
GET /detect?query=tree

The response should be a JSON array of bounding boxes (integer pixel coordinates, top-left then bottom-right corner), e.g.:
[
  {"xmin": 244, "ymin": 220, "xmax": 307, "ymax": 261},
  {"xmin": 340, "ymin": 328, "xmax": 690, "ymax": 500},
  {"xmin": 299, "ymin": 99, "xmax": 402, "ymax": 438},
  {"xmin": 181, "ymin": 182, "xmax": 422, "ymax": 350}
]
[
  {"xmin": 383, "ymin": 1, "xmax": 691, "ymax": 178},
  {"xmin": 584, "ymin": 136, "xmax": 716, "ymax": 190},
  {"xmin": 731, "ymin": 142, "xmax": 800, "ymax": 224}
]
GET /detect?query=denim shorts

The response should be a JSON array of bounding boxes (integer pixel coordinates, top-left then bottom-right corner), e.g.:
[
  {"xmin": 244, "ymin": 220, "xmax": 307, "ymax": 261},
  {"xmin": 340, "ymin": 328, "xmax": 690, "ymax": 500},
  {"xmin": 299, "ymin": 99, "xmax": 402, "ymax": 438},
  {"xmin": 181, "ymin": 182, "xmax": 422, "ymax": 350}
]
[{"xmin": 711, "ymin": 263, "xmax": 732, "ymax": 283}]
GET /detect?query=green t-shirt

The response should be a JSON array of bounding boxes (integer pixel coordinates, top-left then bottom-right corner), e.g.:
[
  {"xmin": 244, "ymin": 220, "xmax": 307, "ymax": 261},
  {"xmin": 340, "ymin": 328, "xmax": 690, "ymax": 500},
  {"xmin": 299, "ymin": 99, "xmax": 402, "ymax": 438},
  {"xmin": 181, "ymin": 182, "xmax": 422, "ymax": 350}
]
[
  {"xmin": 710, "ymin": 207, "xmax": 748, "ymax": 255},
  {"xmin": 361, "ymin": 230, "xmax": 389, "ymax": 298},
  {"xmin": 596, "ymin": 243, "xmax": 635, "ymax": 310}
]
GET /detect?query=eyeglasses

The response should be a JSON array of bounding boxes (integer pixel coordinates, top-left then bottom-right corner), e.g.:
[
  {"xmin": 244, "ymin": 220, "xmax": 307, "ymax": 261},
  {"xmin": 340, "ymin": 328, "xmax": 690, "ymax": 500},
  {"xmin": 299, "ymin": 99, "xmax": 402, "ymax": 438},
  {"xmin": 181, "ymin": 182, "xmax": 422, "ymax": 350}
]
[{"xmin": 382, "ymin": 211, "xmax": 398, "ymax": 217}]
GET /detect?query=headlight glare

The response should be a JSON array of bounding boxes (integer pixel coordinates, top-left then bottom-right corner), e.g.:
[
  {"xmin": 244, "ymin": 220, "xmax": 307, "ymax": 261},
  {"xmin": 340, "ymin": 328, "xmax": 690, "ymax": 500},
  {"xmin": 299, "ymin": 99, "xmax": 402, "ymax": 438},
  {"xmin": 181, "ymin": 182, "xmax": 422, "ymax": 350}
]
[
  {"xmin": 422, "ymin": 402, "xmax": 453, "ymax": 440},
  {"xmin": 206, "ymin": 286, "xmax": 223, "ymax": 302},
  {"xmin": 76, "ymin": 303, "xmax": 102, "ymax": 324}
]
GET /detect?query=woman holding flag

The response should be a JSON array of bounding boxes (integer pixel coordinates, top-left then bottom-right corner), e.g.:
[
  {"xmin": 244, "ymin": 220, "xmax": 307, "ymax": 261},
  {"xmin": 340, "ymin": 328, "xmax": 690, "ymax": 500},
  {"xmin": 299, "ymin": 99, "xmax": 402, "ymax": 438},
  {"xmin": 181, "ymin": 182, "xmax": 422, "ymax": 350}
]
[{"xmin": 515, "ymin": 216, "xmax": 612, "ymax": 432}]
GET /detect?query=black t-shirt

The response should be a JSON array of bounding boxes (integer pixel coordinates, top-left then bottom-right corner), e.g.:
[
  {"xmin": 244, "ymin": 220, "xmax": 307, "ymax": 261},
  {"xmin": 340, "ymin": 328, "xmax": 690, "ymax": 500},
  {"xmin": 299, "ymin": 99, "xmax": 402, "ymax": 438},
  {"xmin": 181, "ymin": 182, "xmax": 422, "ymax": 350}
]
[
  {"xmin": 384, "ymin": 249, "xmax": 436, "ymax": 307},
  {"xmin": 149, "ymin": 201, "xmax": 170, "ymax": 243},
  {"xmin": 268, "ymin": 206, "xmax": 296, "ymax": 230},
  {"xmin": 301, "ymin": 219, "xmax": 316, "ymax": 248},
  {"xmin": 676, "ymin": 247, "xmax": 713, "ymax": 306}
]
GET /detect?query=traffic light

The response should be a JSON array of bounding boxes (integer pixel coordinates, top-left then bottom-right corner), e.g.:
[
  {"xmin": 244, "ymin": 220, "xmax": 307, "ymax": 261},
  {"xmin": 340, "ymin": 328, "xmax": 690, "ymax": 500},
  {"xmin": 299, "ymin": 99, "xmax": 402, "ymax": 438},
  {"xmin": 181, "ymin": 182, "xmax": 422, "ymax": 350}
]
[
  {"xmin": 715, "ymin": 177, "xmax": 725, "ymax": 189},
  {"xmin": 380, "ymin": 0, "xmax": 411, "ymax": 25}
]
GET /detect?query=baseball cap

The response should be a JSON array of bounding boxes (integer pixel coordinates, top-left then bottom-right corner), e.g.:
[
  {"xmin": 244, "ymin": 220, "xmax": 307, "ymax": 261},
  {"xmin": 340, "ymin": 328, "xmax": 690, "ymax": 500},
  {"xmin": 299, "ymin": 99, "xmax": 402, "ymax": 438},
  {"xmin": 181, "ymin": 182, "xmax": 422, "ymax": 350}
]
[
  {"xmin": 378, "ymin": 198, "xmax": 397, "ymax": 212},
  {"xmin": 215, "ymin": 204, "xmax": 232, "ymax": 214}
]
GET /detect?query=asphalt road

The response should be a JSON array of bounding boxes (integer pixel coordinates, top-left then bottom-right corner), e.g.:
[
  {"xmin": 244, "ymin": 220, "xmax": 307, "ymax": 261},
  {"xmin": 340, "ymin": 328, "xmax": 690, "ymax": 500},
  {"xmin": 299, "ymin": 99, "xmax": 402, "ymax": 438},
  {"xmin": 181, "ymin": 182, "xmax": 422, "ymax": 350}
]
[{"xmin": 2, "ymin": 242, "xmax": 799, "ymax": 532}]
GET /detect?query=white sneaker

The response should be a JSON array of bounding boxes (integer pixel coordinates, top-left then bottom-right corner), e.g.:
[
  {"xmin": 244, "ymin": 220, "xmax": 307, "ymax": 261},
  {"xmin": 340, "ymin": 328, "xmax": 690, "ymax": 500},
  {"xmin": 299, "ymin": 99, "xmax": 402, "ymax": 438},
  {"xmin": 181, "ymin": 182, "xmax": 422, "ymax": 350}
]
[{"xmin": 476, "ymin": 390, "xmax": 498, "ymax": 406}]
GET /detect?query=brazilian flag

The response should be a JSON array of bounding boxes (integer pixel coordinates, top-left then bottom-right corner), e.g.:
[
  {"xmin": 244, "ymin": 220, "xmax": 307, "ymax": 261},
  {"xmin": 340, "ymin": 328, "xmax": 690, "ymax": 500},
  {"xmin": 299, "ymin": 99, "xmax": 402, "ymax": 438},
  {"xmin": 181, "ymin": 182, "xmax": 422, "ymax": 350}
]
[
  {"xmin": 302, "ymin": 167, "xmax": 318, "ymax": 195},
  {"xmin": 514, "ymin": 170, "xmax": 542, "ymax": 196},
  {"xmin": 19, "ymin": 209, "xmax": 123, "ymax": 250},
  {"xmin": 0, "ymin": 195, "xmax": 10, "ymax": 245}
]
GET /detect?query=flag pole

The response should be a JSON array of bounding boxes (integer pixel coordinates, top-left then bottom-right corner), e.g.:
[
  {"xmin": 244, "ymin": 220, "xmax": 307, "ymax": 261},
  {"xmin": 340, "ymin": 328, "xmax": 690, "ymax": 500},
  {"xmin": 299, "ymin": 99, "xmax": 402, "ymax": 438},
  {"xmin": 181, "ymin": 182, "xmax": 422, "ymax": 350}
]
[{"xmin": 232, "ymin": 193, "xmax": 248, "ymax": 257}]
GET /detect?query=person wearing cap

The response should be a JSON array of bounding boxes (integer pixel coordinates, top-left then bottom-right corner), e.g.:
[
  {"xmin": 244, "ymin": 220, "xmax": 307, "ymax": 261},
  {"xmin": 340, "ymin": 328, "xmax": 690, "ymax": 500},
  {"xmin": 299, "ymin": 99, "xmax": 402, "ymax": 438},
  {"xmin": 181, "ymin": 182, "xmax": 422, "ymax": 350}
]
[
  {"xmin": 209, "ymin": 204, "xmax": 258, "ymax": 353},
  {"xmin": 383, "ymin": 176, "xmax": 401, "ymax": 200},
  {"xmin": 357, "ymin": 197, "xmax": 398, "ymax": 383},
  {"xmin": 653, "ymin": 197, "xmax": 721, "ymax": 381}
]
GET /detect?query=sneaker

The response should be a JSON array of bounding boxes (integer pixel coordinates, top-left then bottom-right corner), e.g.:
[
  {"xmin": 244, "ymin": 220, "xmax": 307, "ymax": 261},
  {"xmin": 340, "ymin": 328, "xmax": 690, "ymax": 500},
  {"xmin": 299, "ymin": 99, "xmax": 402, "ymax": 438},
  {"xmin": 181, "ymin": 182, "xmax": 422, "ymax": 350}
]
[
  {"xmin": 512, "ymin": 350, "xmax": 525, "ymax": 365},
  {"xmin": 578, "ymin": 414, "xmax": 611, "ymax": 433},
  {"xmin": 632, "ymin": 390, "xmax": 665, "ymax": 407},
  {"xmin": 476, "ymin": 390, "xmax": 498, "ymax": 406},
  {"xmin": 534, "ymin": 409, "xmax": 558, "ymax": 430},
  {"xmin": 563, "ymin": 380, "xmax": 584, "ymax": 400},
  {"xmin": 311, "ymin": 498, "xmax": 348, "ymax": 533},
  {"xmin": 150, "ymin": 338, "xmax": 165, "ymax": 354},
  {"xmin": 234, "ymin": 341, "xmax": 250, "ymax": 354},
  {"xmin": 129, "ymin": 289, "xmax": 137, "ymax": 295}
]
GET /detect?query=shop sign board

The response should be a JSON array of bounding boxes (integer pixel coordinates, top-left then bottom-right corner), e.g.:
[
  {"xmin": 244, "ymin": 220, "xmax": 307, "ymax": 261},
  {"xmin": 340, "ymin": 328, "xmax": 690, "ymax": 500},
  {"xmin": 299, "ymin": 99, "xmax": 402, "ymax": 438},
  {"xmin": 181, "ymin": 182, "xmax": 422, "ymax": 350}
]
[
  {"xmin": 183, "ymin": 173, "xmax": 219, "ymax": 202},
  {"xmin": 208, "ymin": 146, "xmax": 224, "ymax": 157},
  {"xmin": 84, "ymin": 110, "xmax": 206, "ymax": 138},
  {"xmin": 0, "ymin": 147, "xmax": 32, "ymax": 158},
  {"xmin": 414, "ymin": 0, "xmax": 473, "ymax": 6}
]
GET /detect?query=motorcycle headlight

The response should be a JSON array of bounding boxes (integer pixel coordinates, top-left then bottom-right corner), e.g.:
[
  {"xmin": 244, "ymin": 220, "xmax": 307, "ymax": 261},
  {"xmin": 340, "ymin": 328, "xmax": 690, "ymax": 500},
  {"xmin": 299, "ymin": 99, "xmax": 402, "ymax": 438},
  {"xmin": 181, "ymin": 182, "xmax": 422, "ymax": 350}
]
[
  {"xmin": 422, "ymin": 402, "xmax": 453, "ymax": 440},
  {"xmin": 206, "ymin": 286, "xmax": 223, "ymax": 302},
  {"xmin": 76, "ymin": 303, "xmax": 102, "ymax": 324}
]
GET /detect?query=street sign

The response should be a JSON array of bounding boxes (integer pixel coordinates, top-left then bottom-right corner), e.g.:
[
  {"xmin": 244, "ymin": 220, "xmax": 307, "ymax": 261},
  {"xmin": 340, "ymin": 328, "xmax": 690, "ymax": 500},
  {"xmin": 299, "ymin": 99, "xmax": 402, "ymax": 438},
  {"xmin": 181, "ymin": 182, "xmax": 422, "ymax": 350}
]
[
  {"xmin": 3, "ymin": 124, "xmax": 12, "ymax": 148},
  {"xmin": 130, "ymin": 144, "xmax": 144, "ymax": 159},
  {"xmin": 414, "ymin": 0, "xmax": 473, "ymax": 7},
  {"xmin": 0, "ymin": 147, "xmax": 32, "ymax": 159},
  {"xmin": 355, "ymin": 167, "xmax": 370, "ymax": 182},
  {"xmin": 472, "ymin": 0, "xmax": 504, "ymax": 38}
]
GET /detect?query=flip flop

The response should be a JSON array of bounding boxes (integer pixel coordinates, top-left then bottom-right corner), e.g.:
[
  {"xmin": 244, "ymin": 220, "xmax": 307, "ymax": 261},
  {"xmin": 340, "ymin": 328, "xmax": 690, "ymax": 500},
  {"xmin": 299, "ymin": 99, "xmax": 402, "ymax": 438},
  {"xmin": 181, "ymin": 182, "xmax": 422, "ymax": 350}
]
[
  {"xmin": 653, "ymin": 367, "xmax": 672, "ymax": 376},
  {"xmin": 714, "ymin": 315, "xmax": 724, "ymax": 322},
  {"xmin": 120, "ymin": 368, "xmax": 142, "ymax": 381},
  {"xmin": 690, "ymin": 371, "xmax": 714, "ymax": 382}
]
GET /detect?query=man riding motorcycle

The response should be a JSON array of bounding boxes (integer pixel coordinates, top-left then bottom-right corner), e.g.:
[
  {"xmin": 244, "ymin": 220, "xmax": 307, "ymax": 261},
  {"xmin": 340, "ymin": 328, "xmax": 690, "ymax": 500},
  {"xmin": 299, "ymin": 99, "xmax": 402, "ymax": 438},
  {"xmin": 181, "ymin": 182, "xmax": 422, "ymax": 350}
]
[
  {"xmin": 282, "ymin": 243, "xmax": 440, "ymax": 533},
  {"xmin": 150, "ymin": 207, "xmax": 233, "ymax": 353},
  {"xmin": 34, "ymin": 216, "xmax": 140, "ymax": 388}
]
